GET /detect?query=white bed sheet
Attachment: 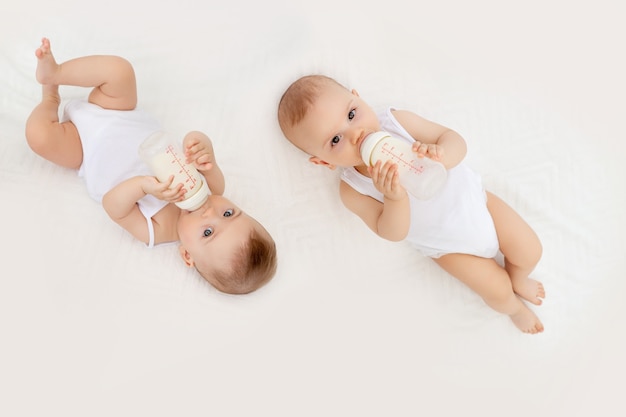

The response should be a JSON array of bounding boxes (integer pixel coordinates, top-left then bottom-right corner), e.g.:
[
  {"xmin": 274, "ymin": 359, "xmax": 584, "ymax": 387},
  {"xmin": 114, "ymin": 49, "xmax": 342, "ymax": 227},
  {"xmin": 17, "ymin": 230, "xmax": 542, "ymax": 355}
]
[{"xmin": 1, "ymin": 1, "xmax": 625, "ymax": 416}]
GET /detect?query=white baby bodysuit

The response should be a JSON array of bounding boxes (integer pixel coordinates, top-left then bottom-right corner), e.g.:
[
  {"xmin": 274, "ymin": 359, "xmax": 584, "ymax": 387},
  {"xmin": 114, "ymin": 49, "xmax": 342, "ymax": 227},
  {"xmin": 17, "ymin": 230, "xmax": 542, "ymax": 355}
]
[
  {"xmin": 62, "ymin": 99, "xmax": 168, "ymax": 247},
  {"xmin": 341, "ymin": 107, "xmax": 499, "ymax": 259}
]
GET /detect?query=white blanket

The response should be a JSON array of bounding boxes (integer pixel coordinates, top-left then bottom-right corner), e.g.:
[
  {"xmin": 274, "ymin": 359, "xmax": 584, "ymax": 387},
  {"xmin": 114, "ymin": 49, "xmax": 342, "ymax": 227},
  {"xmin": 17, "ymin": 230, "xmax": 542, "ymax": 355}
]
[{"xmin": 1, "ymin": 1, "xmax": 624, "ymax": 416}]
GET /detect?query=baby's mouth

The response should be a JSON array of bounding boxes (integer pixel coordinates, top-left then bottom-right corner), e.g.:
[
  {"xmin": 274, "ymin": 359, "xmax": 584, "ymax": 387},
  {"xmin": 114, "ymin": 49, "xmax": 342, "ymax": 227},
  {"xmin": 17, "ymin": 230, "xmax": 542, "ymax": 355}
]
[
  {"xmin": 357, "ymin": 133, "xmax": 366, "ymax": 152},
  {"xmin": 357, "ymin": 131, "xmax": 373, "ymax": 153},
  {"xmin": 185, "ymin": 200, "xmax": 210, "ymax": 215}
]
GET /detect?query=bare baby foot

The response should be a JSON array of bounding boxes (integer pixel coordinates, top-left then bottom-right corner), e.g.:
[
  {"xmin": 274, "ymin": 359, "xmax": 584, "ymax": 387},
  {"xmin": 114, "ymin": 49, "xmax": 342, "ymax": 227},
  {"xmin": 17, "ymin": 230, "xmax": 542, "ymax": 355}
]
[
  {"xmin": 510, "ymin": 303, "xmax": 544, "ymax": 334},
  {"xmin": 512, "ymin": 277, "xmax": 545, "ymax": 305},
  {"xmin": 35, "ymin": 37, "xmax": 59, "ymax": 85}
]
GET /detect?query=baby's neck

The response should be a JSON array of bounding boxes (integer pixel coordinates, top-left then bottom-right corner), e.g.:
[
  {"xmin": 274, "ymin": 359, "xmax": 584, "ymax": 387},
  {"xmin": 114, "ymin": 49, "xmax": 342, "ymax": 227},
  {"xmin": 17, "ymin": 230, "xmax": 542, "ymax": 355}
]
[{"xmin": 354, "ymin": 164, "xmax": 371, "ymax": 177}]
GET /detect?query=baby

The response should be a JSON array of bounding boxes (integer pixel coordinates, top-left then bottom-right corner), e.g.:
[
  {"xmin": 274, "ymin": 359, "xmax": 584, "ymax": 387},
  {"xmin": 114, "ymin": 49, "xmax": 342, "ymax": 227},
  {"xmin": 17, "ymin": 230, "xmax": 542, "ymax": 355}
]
[
  {"xmin": 25, "ymin": 38, "xmax": 277, "ymax": 294},
  {"xmin": 278, "ymin": 75, "xmax": 545, "ymax": 333}
]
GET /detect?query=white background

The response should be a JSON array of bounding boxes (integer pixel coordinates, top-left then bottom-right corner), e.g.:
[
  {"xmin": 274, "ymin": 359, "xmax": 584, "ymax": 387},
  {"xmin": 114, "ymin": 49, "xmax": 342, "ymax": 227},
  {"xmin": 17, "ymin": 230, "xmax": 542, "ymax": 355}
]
[{"xmin": 1, "ymin": 1, "xmax": 624, "ymax": 416}]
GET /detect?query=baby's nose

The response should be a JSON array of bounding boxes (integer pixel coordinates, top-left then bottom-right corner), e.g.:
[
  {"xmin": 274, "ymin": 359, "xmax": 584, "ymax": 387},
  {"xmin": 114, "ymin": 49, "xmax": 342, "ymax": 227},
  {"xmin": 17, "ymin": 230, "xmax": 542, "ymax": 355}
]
[
  {"xmin": 201, "ymin": 204, "xmax": 215, "ymax": 217},
  {"xmin": 350, "ymin": 129, "xmax": 364, "ymax": 144}
]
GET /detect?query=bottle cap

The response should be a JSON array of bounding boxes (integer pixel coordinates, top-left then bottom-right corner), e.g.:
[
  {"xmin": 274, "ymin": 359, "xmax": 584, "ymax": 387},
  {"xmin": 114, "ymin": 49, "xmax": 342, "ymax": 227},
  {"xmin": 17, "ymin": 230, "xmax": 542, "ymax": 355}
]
[
  {"xmin": 175, "ymin": 179, "xmax": 210, "ymax": 211},
  {"xmin": 359, "ymin": 131, "xmax": 390, "ymax": 166}
]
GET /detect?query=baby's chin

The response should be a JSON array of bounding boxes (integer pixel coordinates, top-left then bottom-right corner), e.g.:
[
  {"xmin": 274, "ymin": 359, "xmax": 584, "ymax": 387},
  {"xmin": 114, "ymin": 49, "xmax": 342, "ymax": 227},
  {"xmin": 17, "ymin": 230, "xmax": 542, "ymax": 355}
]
[
  {"xmin": 178, "ymin": 201, "xmax": 209, "ymax": 216},
  {"xmin": 179, "ymin": 208, "xmax": 197, "ymax": 215}
]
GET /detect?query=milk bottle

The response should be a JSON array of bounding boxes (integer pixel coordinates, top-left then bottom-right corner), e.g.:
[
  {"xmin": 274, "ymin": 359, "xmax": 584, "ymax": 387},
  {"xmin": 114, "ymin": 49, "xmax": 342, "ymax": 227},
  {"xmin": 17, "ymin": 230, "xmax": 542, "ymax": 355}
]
[
  {"xmin": 138, "ymin": 131, "xmax": 209, "ymax": 210},
  {"xmin": 360, "ymin": 131, "xmax": 447, "ymax": 200}
]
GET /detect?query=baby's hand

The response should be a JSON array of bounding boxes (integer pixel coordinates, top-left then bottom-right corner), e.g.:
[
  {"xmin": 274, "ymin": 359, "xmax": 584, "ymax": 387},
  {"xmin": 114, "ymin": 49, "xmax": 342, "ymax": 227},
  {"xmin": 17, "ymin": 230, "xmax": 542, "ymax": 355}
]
[
  {"xmin": 369, "ymin": 160, "xmax": 407, "ymax": 201},
  {"xmin": 183, "ymin": 131, "xmax": 217, "ymax": 172},
  {"xmin": 412, "ymin": 141, "xmax": 443, "ymax": 161},
  {"xmin": 141, "ymin": 175, "xmax": 186, "ymax": 203}
]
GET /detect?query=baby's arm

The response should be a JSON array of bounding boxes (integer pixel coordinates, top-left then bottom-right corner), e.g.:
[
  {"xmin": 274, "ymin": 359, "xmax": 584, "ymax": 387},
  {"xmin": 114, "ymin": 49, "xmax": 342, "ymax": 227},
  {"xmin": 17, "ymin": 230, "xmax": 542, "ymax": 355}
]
[
  {"xmin": 183, "ymin": 131, "xmax": 225, "ymax": 195},
  {"xmin": 392, "ymin": 109, "xmax": 467, "ymax": 169},
  {"xmin": 340, "ymin": 161, "xmax": 410, "ymax": 241},
  {"xmin": 102, "ymin": 175, "xmax": 184, "ymax": 243}
]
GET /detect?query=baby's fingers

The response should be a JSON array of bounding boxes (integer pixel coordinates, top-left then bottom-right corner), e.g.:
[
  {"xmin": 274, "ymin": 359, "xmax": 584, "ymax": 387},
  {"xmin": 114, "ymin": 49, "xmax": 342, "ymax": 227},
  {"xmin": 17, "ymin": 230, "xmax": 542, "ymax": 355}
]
[
  {"xmin": 183, "ymin": 136, "xmax": 201, "ymax": 152},
  {"xmin": 161, "ymin": 174, "xmax": 175, "ymax": 188},
  {"xmin": 194, "ymin": 154, "xmax": 214, "ymax": 170},
  {"xmin": 184, "ymin": 148, "xmax": 201, "ymax": 164},
  {"xmin": 412, "ymin": 142, "xmax": 442, "ymax": 160},
  {"xmin": 368, "ymin": 160, "xmax": 383, "ymax": 181},
  {"xmin": 147, "ymin": 174, "xmax": 174, "ymax": 193},
  {"xmin": 412, "ymin": 141, "xmax": 428, "ymax": 157},
  {"xmin": 380, "ymin": 161, "xmax": 397, "ymax": 186},
  {"xmin": 427, "ymin": 144, "xmax": 443, "ymax": 160},
  {"xmin": 163, "ymin": 183, "xmax": 186, "ymax": 201},
  {"xmin": 373, "ymin": 161, "xmax": 394, "ymax": 189}
]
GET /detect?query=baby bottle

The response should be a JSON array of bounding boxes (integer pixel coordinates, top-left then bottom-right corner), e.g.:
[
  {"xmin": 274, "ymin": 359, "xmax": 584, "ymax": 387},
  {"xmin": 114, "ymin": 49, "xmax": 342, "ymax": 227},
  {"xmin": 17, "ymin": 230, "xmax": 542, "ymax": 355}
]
[
  {"xmin": 360, "ymin": 131, "xmax": 447, "ymax": 200},
  {"xmin": 138, "ymin": 130, "xmax": 210, "ymax": 211}
]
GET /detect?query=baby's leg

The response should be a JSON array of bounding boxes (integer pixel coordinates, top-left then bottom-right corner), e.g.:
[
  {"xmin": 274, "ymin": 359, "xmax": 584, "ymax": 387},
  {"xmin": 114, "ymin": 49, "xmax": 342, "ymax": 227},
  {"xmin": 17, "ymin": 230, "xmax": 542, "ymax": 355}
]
[
  {"xmin": 26, "ymin": 39, "xmax": 83, "ymax": 169},
  {"xmin": 26, "ymin": 40, "xmax": 82, "ymax": 168},
  {"xmin": 35, "ymin": 37, "xmax": 137, "ymax": 110},
  {"xmin": 435, "ymin": 253, "xmax": 544, "ymax": 334},
  {"xmin": 25, "ymin": 83, "xmax": 82, "ymax": 169},
  {"xmin": 486, "ymin": 191, "xmax": 545, "ymax": 305},
  {"xmin": 26, "ymin": 37, "xmax": 139, "ymax": 168}
]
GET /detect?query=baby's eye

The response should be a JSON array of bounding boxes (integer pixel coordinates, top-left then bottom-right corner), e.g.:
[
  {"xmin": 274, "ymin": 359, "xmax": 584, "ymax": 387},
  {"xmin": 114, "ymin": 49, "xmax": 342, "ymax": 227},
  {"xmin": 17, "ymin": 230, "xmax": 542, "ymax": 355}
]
[
  {"xmin": 331, "ymin": 135, "xmax": 341, "ymax": 146},
  {"xmin": 203, "ymin": 227, "xmax": 214, "ymax": 237},
  {"xmin": 223, "ymin": 209, "xmax": 234, "ymax": 217},
  {"xmin": 348, "ymin": 109, "xmax": 355, "ymax": 120}
]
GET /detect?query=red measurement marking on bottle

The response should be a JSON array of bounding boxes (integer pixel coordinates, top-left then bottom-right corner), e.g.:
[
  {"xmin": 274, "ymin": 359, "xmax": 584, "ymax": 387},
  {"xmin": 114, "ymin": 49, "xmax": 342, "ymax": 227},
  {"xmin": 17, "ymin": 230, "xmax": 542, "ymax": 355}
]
[
  {"xmin": 381, "ymin": 143, "xmax": 425, "ymax": 174},
  {"xmin": 165, "ymin": 145, "xmax": 197, "ymax": 188}
]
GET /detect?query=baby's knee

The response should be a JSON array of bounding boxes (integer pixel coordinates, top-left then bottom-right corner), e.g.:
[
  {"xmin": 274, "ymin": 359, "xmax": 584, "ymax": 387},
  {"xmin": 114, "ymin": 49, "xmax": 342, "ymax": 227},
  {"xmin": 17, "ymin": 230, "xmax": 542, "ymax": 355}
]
[
  {"xmin": 482, "ymin": 278, "xmax": 515, "ymax": 308},
  {"xmin": 511, "ymin": 233, "xmax": 543, "ymax": 269},
  {"xmin": 111, "ymin": 56, "xmax": 136, "ymax": 83},
  {"xmin": 525, "ymin": 237, "xmax": 543, "ymax": 267},
  {"xmin": 533, "ymin": 240, "xmax": 543, "ymax": 263}
]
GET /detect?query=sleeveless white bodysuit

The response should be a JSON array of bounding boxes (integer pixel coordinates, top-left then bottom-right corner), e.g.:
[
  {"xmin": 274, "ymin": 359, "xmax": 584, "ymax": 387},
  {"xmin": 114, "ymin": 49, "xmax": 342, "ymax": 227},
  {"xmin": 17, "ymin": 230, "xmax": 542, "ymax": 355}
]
[
  {"xmin": 341, "ymin": 107, "xmax": 499, "ymax": 259},
  {"xmin": 62, "ymin": 99, "xmax": 168, "ymax": 247}
]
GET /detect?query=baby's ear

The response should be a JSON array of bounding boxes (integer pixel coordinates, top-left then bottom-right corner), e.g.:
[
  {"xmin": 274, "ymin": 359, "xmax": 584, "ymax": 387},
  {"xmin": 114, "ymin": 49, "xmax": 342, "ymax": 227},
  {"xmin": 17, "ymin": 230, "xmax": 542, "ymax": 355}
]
[
  {"xmin": 309, "ymin": 156, "xmax": 336, "ymax": 170},
  {"xmin": 178, "ymin": 245, "xmax": 195, "ymax": 267}
]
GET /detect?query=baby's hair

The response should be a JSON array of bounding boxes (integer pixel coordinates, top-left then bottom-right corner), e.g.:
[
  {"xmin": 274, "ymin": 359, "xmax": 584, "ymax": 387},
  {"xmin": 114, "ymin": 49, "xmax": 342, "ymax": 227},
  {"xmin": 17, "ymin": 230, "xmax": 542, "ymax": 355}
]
[
  {"xmin": 277, "ymin": 74, "xmax": 346, "ymax": 135},
  {"xmin": 206, "ymin": 226, "xmax": 277, "ymax": 295}
]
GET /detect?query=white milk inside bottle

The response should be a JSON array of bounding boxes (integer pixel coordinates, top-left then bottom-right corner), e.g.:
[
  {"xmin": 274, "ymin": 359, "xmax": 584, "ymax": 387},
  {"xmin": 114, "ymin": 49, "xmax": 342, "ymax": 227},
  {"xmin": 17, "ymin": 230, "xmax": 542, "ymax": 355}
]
[
  {"xmin": 138, "ymin": 131, "xmax": 209, "ymax": 211},
  {"xmin": 360, "ymin": 131, "xmax": 447, "ymax": 200}
]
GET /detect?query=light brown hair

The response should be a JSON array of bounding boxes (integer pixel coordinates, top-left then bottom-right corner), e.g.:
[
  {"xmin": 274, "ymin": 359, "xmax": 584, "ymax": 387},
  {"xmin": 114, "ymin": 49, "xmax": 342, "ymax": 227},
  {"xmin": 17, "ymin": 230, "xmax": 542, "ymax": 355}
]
[
  {"xmin": 277, "ymin": 74, "xmax": 346, "ymax": 136},
  {"xmin": 203, "ymin": 227, "xmax": 277, "ymax": 295}
]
